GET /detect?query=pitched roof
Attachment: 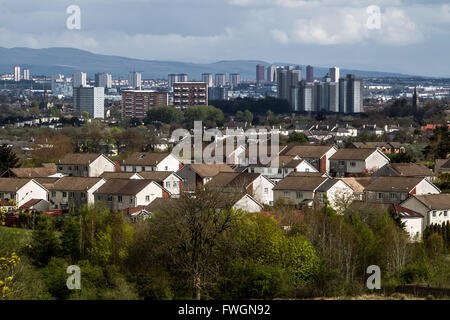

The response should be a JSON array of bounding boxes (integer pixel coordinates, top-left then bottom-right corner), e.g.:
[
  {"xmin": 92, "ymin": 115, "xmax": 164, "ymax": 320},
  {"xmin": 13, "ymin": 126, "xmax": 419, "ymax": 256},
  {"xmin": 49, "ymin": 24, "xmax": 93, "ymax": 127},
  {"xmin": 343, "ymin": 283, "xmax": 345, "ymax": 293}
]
[
  {"xmin": 58, "ymin": 153, "xmax": 103, "ymax": 165},
  {"xmin": 94, "ymin": 179, "xmax": 157, "ymax": 195},
  {"xmin": 33, "ymin": 177, "xmax": 60, "ymax": 189},
  {"xmin": 392, "ymin": 204, "xmax": 423, "ymax": 218},
  {"xmin": 329, "ymin": 148, "xmax": 379, "ymax": 160},
  {"xmin": 8, "ymin": 165, "xmax": 57, "ymax": 178},
  {"xmin": 49, "ymin": 177, "xmax": 103, "ymax": 191},
  {"xmin": 137, "ymin": 171, "xmax": 175, "ymax": 182},
  {"xmin": 0, "ymin": 178, "xmax": 31, "ymax": 192},
  {"xmin": 287, "ymin": 172, "xmax": 326, "ymax": 177},
  {"xmin": 366, "ymin": 176, "xmax": 425, "ymax": 192},
  {"xmin": 100, "ymin": 172, "xmax": 141, "ymax": 179},
  {"xmin": 273, "ymin": 176, "xmax": 328, "ymax": 191},
  {"xmin": 189, "ymin": 164, "xmax": 235, "ymax": 178},
  {"xmin": 19, "ymin": 199, "xmax": 48, "ymax": 209},
  {"xmin": 316, "ymin": 179, "xmax": 340, "ymax": 192},
  {"xmin": 281, "ymin": 144, "xmax": 334, "ymax": 158},
  {"xmin": 389, "ymin": 163, "xmax": 433, "ymax": 177},
  {"xmin": 339, "ymin": 177, "xmax": 372, "ymax": 192},
  {"xmin": 410, "ymin": 194, "xmax": 450, "ymax": 210},
  {"xmin": 206, "ymin": 172, "xmax": 262, "ymax": 188},
  {"xmin": 122, "ymin": 152, "xmax": 171, "ymax": 166},
  {"xmin": 145, "ymin": 197, "xmax": 181, "ymax": 212}
]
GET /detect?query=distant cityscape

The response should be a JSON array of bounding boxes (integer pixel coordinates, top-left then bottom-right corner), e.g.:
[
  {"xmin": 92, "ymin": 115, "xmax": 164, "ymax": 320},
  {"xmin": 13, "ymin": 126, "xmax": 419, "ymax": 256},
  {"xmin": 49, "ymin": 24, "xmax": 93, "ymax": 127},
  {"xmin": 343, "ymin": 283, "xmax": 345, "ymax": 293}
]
[{"xmin": 2, "ymin": 63, "xmax": 450, "ymax": 121}]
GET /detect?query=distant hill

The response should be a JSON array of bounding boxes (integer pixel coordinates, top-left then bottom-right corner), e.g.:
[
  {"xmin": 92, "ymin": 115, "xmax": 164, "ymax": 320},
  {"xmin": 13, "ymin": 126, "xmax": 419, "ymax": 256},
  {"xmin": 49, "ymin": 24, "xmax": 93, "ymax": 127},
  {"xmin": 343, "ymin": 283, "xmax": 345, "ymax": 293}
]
[{"xmin": 0, "ymin": 47, "xmax": 416, "ymax": 79}]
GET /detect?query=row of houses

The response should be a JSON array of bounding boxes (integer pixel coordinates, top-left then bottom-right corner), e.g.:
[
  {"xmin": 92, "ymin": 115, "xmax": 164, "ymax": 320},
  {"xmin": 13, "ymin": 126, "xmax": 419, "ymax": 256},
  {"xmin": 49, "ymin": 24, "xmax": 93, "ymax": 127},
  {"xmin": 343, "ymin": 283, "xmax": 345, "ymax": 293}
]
[{"xmin": 1, "ymin": 145, "xmax": 449, "ymax": 240}]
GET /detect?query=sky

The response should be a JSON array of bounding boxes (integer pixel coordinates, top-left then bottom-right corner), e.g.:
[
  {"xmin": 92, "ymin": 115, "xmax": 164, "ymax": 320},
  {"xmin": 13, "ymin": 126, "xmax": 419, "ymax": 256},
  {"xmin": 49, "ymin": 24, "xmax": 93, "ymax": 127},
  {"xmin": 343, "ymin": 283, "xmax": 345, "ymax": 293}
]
[{"xmin": 0, "ymin": 0, "xmax": 449, "ymax": 77}]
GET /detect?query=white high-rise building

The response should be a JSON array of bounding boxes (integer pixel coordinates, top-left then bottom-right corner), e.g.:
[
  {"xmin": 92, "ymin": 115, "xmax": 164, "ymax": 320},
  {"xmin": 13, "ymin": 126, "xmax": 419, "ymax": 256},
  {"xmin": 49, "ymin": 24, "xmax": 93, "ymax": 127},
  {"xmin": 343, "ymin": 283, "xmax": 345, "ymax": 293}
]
[
  {"xmin": 23, "ymin": 69, "xmax": 30, "ymax": 81},
  {"xmin": 14, "ymin": 66, "xmax": 21, "ymax": 82},
  {"xmin": 267, "ymin": 66, "xmax": 277, "ymax": 83},
  {"xmin": 95, "ymin": 73, "xmax": 112, "ymax": 88},
  {"xmin": 329, "ymin": 67, "xmax": 340, "ymax": 83},
  {"xmin": 128, "ymin": 72, "xmax": 142, "ymax": 89},
  {"xmin": 73, "ymin": 72, "xmax": 87, "ymax": 87},
  {"xmin": 202, "ymin": 73, "xmax": 214, "ymax": 87},
  {"xmin": 73, "ymin": 87, "xmax": 105, "ymax": 119},
  {"xmin": 215, "ymin": 74, "xmax": 226, "ymax": 87}
]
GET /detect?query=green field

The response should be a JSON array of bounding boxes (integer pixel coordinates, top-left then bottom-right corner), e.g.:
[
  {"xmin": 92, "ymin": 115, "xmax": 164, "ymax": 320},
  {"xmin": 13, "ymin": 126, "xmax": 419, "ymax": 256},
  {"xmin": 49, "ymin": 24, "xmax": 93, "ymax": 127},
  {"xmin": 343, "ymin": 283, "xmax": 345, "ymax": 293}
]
[{"xmin": 0, "ymin": 226, "xmax": 32, "ymax": 256}]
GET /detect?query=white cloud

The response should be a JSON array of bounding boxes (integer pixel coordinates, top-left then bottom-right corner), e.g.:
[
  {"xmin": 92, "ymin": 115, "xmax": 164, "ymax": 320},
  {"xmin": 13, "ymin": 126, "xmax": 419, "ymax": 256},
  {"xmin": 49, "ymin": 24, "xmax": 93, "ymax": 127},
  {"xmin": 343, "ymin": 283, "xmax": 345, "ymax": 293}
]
[{"xmin": 270, "ymin": 29, "xmax": 289, "ymax": 44}]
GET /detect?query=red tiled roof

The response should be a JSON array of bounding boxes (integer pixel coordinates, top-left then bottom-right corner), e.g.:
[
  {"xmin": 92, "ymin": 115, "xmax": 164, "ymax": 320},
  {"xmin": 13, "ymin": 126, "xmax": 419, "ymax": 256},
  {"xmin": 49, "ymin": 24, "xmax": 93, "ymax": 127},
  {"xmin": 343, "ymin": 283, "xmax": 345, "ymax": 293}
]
[{"xmin": 19, "ymin": 199, "xmax": 45, "ymax": 209}]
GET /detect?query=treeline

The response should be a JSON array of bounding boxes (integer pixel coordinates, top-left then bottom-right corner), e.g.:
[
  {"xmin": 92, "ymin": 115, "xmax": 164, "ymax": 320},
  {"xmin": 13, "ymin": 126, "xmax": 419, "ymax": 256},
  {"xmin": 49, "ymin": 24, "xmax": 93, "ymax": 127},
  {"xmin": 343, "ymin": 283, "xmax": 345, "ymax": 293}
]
[
  {"xmin": 144, "ymin": 105, "xmax": 224, "ymax": 128},
  {"xmin": 210, "ymin": 97, "xmax": 290, "ymax": 115},
  {"xmin": 2, "ymin": 190, "xmax": 449, "ymax": 300}
]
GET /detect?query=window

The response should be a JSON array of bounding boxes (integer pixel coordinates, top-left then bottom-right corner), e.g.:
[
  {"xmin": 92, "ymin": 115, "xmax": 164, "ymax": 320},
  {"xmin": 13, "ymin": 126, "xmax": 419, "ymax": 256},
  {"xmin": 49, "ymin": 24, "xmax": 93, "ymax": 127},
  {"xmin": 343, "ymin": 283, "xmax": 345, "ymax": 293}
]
[
  {"xmin": 283, "ymin": 191, "xmax": 290, "ymax": 198},
  {"xmin": 444, "ymin": 211, "xmax": 448, "ymax": 217},
  {"xmin": 166, "ymin": 182, "xmax": 171, "ymax": 188},
  {"xmin": 432, "ymin": 211, "xmax": 436, "ymax": 217},
  {"xmin": 58, "ymin": 166, "xmax": 63, "ymax": 171},
  {"xmin": 165, "ymin": 166, "xmax": 168, "ymax": 171},
  {"xmin": 0, "ymin": 193, "xmax": 3, "ymax": 198},
  {"xmin": 51, "ymin": 191, "xmax": 56, "ymax": 197},
  {"xmin": 63, "ymin": 192, "xmax": 67, "ymax": 198},
  {"xmin": 96, "ymin": 196, "xmax": 101, "ymax": 201},
  {"xmin": 390, "ymin": 193, "xmax": 397, "ymax": 200},
  {"xmin": 133, "ymin": 167, "xmax": 136, "ymax": 172},
  {"xmin": 173, "ymin": 181, "xmax": 178, "ymax": 188},
  {"xmin": 319, "ymin": 193, "xmax": 325, "ymax": 203},
  {"xmin": 377, "ymin": 193, "xmax": 383, "ymax": 200},
  {"xmin": 296, "ymin": 192, "xmax": 303, "ymax": 199},
  {"xmin": 69, "ymin": 192, "xmax": 75, "ymax": 198},
  {"xmin": 107, "ymin": 195, "xmax": 113, "ymax": 202},
  {"xmin": 350, "ymin": 161, "xmax": 356, "ymax": 167},
  {"xmin": 141, "ymin": 167, "xmax": 145, "ymax": 171},
  {"xmin": 68, "ymin": 166, "xmax": 72, "ymax": 171},
  {"xmin": 81, "ymin": 193, "xmax": 86, "ymax": 199},
  {"xmin": 400, "ymin": 193, "xmax": 407, "ymax": 200},
  {"xmin": 305, "ymin": 168, "xmax": 310, "ymax": 172},
  {"xmin": 118, "ymin": 196, "xmax": 123, "ymax": 203},
  {"xmin": 129, "ymin": 197, "xmax": 134, "ymax": 204},
  {"xmin": 264, "ymin": 188, "xmax": 268, "ymax": 194},
  {"xmin": 146, "ymin": 195, "xmax": 150, "ymax": 201},
  {"xmin": 339, "ymin": 160, "xmax": 345, "ymax": 166}
]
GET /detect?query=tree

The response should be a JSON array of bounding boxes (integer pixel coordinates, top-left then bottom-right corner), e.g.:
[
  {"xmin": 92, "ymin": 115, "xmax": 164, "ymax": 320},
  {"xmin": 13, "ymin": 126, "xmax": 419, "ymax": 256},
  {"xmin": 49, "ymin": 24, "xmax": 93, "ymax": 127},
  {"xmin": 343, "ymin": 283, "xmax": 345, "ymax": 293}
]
[
  {"xmin": 141, "ymin": 189, "xmax": 242, "ymax": 299},
  {"xmin": 236, "ymin": 110, "xmax": 253, "ymax": 124},
  {"xmin": 29, "ymin": 217, "xmax": 60, "ymax": 267},
  {"xmin": 61, "ymin": 217, "xmax": 81, "ymax": 263},
  {"xmin": 32, "ymin": 134, "xmax": 73, "ymax": 165},
  {"xmin": 287, "ymin": 132, "xmax": 308, "ymax": 144},
  {"xmin": 145, "ymin": 106, "xmax": 183, "ymax": 124},
  {"xmin": 0, "ymin": 144, "xmax": 20, "ymax": 175},
  {"xmin": 388, "ymin": 152, "xmax": 416, "ymax": 163}
]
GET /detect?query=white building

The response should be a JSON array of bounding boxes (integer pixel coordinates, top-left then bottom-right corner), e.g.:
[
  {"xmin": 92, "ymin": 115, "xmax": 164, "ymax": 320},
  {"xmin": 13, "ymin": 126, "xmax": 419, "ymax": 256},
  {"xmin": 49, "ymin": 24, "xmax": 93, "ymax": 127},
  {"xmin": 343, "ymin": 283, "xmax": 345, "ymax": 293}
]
[
  {"xmin": 329, "ymin": 66, "xmax": 340, "ymax": 83},
  {"xmin": 73, "ymin": 86, "xmax": 105, "ymax": 119},
  {"xmin": 23, "ymin": 68, "xmax": 30, "ymax": 81},
  {"xmin": 201, "ymin": 73, "xmax": 214, "ymax": 87},
  {"xmin": 400, "ymin": 194, "xmax": 450, "ymax": 228},
  {"xmin": 14, "ymin": 66, "xmax": 21, "ymax": 82},
  {"xmin": 0, "ymin": 178, "xmax": 48, "ymax": 208},
  {"xmin": 128, "ymin": 72, "xmax": 142, "ymax": 89},
  {"xmin": 73, "ymin": 72, "xmax": 87, "ymax": 88},
  {"xmin": 95, "ymin": 73, "xmax": 112, "ymax": 88}
]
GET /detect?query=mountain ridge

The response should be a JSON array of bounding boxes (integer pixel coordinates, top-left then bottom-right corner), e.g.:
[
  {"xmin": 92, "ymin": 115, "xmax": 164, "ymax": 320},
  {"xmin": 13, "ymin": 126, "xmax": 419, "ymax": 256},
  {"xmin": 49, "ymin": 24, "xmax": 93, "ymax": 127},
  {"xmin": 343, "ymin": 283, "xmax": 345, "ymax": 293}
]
[{"xmin": 0, "ymin": 46, "xmax": 421, "ymax": 79}]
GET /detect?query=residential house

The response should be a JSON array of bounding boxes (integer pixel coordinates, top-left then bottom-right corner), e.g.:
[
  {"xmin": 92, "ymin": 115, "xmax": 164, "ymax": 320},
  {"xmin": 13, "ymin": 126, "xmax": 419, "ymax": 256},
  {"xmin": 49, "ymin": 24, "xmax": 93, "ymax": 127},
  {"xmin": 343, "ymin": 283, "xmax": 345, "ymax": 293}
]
[
  {"xmin": 434, "ymin": 159, "xmax": 450, "ymax": 174},
  {"xmin": 390, "ymin": 204, "xmax": 424, "ymax": 240},
  {"xmin": 57, "ymin": 153, "xmax": 116, "ymax": 177},
  {"xmin": 339, "ymin": 177, "xmax": 373, "ymax": 201},
  {"xmin": 280, "ymin": 145, "xmax": 337, "ymax": 173},
  {"xmin": 121, "ymin": 152, "xmax": 182, "ymax": 172},
  {"xmin": 94, "ymin": 179, "xmax": 170, "ymax": 212},
  {"xmin": 400, "ymin": 194, "xmax": 450, "ymax": 227},
  {"xmin": 246, "ymin": 155, "xmax": 318, "ymax": 183},
  {"xmin": 176, "ymin": 163, "xmax": 235, "ymax": 191},
  {"xmin": 100, "ymin": 172, "xmax": 143, "ymax": 180},
  {"xmin": 315, "ymin": 178, "xmax": 355, "ymax": 212},
  {"xmin": 350, "ymin": 142, "xmax": 405, "ymax": 154},
  {"xmin": 1, "ymin": 163, "xmax": 57, "ymax": 178},
  {"xmin": 48, "ymin": 177, "xmax": 106, "ymax": 211},
  {"xmin": 138, "ymin": 171, "xmax": 183, "ymax": 196},
  {"xmin": 19, "ymin": 199, "xmax": 50, "ymax": 213},
  {"xmin": 206, "ymin": 172, "xmax": 274, "ymax": 205},
  {"xmin": 372, "ymin": 163, "xmax": 434, "ymax": 181},
  {"xmin": 365, "ymin": 176, "xmax": 440, "ymax": 204},
  {"xmin": 329, "ymin": 148, "xmax": 390, "ymax": 177},
  {"xmin": 0, "ymin": 178, "xmax": 48, "ymax": 208},
  {"xmin": 273, "ymin": 175, "xmax": 329, "ymax": 207}
]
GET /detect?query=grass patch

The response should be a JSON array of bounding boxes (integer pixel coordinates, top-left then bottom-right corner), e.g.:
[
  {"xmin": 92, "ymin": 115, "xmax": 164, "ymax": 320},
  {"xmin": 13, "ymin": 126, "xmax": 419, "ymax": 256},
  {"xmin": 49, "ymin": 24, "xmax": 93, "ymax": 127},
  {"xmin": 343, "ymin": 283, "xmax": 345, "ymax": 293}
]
[{"xmin": 0, "ymin": 226, "xmax": 32, "ymax": 256}]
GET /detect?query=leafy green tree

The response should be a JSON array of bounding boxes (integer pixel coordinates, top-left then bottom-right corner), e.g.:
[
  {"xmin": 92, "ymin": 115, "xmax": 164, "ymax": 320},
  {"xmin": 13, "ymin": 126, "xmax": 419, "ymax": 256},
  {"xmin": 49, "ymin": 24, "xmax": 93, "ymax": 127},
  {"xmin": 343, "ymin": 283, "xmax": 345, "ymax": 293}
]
[
  {"xmin": 146, "ymin": 106, "xmax": 184, "ymax": 124},
  {"xmin": 0, "ymin": 144, "xmax": 20, "ymax": 174},
  {"xmin": 287, "ymin": 132, "xmax": 308, "ymax": 145}
]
